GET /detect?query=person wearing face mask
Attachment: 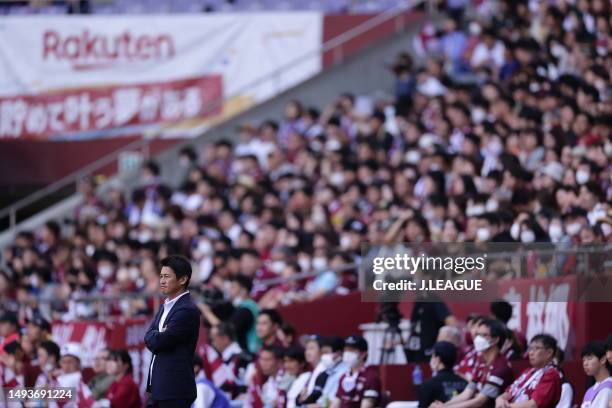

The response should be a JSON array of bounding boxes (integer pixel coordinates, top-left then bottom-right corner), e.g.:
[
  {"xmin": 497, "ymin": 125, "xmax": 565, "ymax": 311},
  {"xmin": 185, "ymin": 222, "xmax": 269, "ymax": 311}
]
[
  {"xmin": 316, "ymin": 337, "xmax": 350, "ymax": 407},
  {"xmin": 87, "ymin": 348, "xmax": 114, "ymax": 400},
  {"xmin": 419, "ymin": 342, "xmax": 467, "ymax": 408},
  {"xmin": 495, "ymin": 334, "xmax": 562, "ymax": 408},
  {"xmin": 330, "ymin": 336, "xmax": 380, "ymax": 408},
  {"xmin": 432, "ymin": 319, "xmax": 513, "ymax": 408}
]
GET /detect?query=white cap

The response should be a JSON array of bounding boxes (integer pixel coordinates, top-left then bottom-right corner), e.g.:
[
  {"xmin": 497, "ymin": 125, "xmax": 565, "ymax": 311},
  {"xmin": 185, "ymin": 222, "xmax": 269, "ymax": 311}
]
[
  {"xmin": 61, "ymin": 342, "xmax": 83, "ymax": 361},
  {"xmin": 539, "ymin": 161, "xmax": 565, "ymax": 182}
]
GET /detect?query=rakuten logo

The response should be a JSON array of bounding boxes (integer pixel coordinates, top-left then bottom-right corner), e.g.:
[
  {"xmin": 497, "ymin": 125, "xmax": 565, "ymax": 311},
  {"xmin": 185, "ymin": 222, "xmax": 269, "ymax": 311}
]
[{"xmin": 42, "ymin": 29, "xmax": 176, "ymax": 70}]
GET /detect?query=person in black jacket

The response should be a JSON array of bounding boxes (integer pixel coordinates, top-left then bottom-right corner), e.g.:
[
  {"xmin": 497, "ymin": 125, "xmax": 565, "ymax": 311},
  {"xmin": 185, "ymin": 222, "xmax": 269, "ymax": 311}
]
[
  {"xmin": 145, "ymin": 255, "xmax": 201, "ymax": 408},
  {"xmin": 419, "ymin": 341, "xmax": 467, "ymax": 408}
]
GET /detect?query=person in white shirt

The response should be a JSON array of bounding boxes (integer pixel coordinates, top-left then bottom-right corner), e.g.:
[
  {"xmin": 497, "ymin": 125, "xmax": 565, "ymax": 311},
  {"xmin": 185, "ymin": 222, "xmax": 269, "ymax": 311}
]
[{"xmin": 581, "ymin": 341, "xmax": 612, "ymax": 408}]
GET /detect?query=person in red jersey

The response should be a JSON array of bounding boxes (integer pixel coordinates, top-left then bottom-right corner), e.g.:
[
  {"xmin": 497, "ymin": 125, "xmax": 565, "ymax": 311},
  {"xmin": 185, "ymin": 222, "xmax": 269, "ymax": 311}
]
[
  {"xmin": 456, "ymin": 316, "xmax": 487, "ymax": 382},
  {"xmin": 433, "ymin": 319, "xmax": 513, "ymax": 408},
  {"xmin": 496, "ymin": 334, "xmax": 562, "ymax": 408},
  {"xmin": 104, "ymin": 349, "xmax": 142, "ymax": 408},
  {"xmin": 330, "ymin": 335, "xmax": 380, "ymax": 408}
]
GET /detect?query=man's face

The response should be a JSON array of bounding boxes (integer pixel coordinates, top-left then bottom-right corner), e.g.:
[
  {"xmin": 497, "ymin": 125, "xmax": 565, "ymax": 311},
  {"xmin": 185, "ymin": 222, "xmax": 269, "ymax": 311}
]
[
  {"xmin": 606, "ymin": 349, "xmax": 612, "ymax": 365},
  {"xmin": 106, "ymin": 358, "xmax": 120, "ymax": 377},
  {"xmin": 60, "ymin": 356, "xmax": 80, "ymax": 374},
  {"xmin": 211, "ymin": 328, "xmax": 229, "ymax": 352},
  {"xmin": 92, "ymin": 350, "xmax": 109, "ymax": 374},
  {"xmin": 0, "ymin": 322, "xmax": 16, "ymax": 337},
  {"xmin": 258, "ymin": 351, "xmax": 279, "ymax": 376},
  {"xmin": 284, "ymin": 357, "xmax": 301, "ymax": 377},
  {"xmin": 159, "ymin": 266, "xmax": 186, "ymax": 297},
  {"xmin": 256, "ymin": 315, "xmax": 276, "ymax": 341},
  {"xmin": 582, "ymin": 354, "xmax": 604, "ymax": 376},
  {"xmin": 305, "ymin": 341, "xmax": 321, "ymax": 365},
  {"xmin": 37, "ymin": 347, "xmax": 51, "ymax": 368},
  {"xmin": 26, "ymin": 324, "xmax": 42, "ymax": 342},
  {"xmin": 528, "ymin": 341, "xmax": 553, "ymax": 368}
]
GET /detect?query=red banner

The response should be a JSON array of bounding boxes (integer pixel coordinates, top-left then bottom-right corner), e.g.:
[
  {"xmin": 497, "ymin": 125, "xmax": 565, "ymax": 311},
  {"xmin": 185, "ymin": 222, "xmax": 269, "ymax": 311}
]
[
  {"xmin": 0, "ymin": 75, "xmax": 222, "ymax": 139},
  {"xmin": 51, "ymin": 317, "xmax": 152, "ymax": 397}
]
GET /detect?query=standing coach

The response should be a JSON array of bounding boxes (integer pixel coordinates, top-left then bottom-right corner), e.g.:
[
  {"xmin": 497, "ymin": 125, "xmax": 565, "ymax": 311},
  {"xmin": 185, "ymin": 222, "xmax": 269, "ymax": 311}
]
[{"xmin": 145, "ymin": 255, "xmax": 201, "ymax": 408}]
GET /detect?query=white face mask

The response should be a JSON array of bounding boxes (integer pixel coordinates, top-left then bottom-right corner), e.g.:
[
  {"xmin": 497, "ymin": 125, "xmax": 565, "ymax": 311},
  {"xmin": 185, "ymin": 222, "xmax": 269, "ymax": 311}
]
[
  {"xmin": 576, "ymin": 170, "xmax": 590, "ymax": 185},
  {"xmin": 566, "ymin": 222, "xmax": 582, "ymax": 236},
  {"xmin": 320, "ymin": 353, "xmax": 335, "ymax": 369},
  {"xmin": 548, "ymin": 224, "xmax": 563, "ymax": 242},
  {"xmin": 405, "ymin": 150, "xmax": 421, "ymax": 164},
  {"xmin": 312, "ymin": 257, "xmax": 328, "ymax": 271},
  {"xmin": 477, "ymin": 228, "xmax": 491, "ymax": 242},
  {"xmin": 486, "ymin": 199, "xmax": 499, "ymax": 212},
  {"xmin": 98, "ymin": 265, "xmax": 114, "ymax": 279},
  {"xmin": 270, "ymin": 261, "xmax": 286, "ymax": 274},
  {"xmin": 297, "ymin": 257, "xmax": 311, "ymax": 273},
  {"xmin": 510, "ymin": 223, "xmax": 520, "ymax": 240},
  {"xmin": 329, "ymin": 172, "xmax": 345, "ymax": 186},
  {"xmin": 521, "ymin": 230, "xmax": 536, "ymax": 243},
  {"xmin": 342, "ymin": 351, "xmax": 360, "ymax": 368},
  {"xmin": 340, "ymin": 235, "xmax": 352, "ymax": 250},
  {"xmin": 473, "ymin": 335, "xmax": 492, "ymax": 353}
]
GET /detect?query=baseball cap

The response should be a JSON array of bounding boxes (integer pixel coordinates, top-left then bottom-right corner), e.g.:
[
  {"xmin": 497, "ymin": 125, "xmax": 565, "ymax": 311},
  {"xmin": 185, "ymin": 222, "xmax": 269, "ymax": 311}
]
[
  {"xmin": 345, "ymin": 335, "xmax": 368, "ymax": 352},
  {"xmin": 61, "ymin": 343, "xmax": 83, "ymax": 361}
]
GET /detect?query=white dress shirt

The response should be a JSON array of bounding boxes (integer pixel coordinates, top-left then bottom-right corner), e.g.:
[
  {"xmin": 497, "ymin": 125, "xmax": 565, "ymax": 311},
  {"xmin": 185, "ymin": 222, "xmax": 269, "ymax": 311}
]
[{"xmin": 149, "ymin": 291, "xmax": 190, "ymax": 385}]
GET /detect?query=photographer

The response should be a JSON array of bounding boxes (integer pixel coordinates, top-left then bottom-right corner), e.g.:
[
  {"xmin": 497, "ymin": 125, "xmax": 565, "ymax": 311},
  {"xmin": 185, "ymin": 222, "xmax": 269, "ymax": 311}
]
[{"xmin": 198, "ymin": 274, "xmax": 260, "ymax": 354}]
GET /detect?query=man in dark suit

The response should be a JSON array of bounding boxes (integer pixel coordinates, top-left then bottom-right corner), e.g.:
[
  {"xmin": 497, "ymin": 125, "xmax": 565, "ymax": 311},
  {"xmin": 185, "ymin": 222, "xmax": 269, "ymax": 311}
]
[{"xmin": 145, "ymin": 255, "xmax": 201, "ymax": 408}]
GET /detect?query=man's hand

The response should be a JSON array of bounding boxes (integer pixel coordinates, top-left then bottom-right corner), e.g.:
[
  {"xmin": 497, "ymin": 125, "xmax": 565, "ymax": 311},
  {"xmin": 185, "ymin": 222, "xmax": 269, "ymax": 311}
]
[
  {"xmin": 495, "ymin": 396, "xmax": 510, "ymax": 408},
  {"xmin": 430, "ymin": 401, "xmax": 445, "ymax": 408}
]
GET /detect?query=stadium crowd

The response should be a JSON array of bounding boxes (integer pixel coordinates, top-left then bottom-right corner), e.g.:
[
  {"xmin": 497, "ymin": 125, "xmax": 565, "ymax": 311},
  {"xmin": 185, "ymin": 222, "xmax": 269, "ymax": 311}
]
[{"xmin": 0, "ymin": 0, "xmax": 610, "ymax": 406}]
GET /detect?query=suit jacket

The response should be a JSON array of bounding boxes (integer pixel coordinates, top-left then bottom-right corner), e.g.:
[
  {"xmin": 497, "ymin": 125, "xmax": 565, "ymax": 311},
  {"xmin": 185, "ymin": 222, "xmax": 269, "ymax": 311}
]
[{"xmin": 145, "ymin": 292, "xmax": 201, "ymax": 401}]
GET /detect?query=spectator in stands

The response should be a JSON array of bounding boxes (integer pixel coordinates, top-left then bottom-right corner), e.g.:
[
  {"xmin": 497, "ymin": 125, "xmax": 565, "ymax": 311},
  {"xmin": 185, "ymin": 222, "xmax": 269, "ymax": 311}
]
[
  {"xmin": 419, "ymin": 341, "xmax": 467, "ymax": 407},
  {"xmin": 104, "ymin": 349, "xmax": 141, "ymax": 408},
  {"xmin": 317, "ymin": 336, "xmax": 349, "ymax": 407},
  {"xmin": 56, "ymin": 343, "xmax": 94, "ymax": 406},
  {"xmin": 0, "ymin": 313, "xmax": 20, "ymax": 353},
  {"xmin": 297, "ymin": 335, "xmax": 328, "ymax": 406},
  {"xmin": 437, "ymin": 326, "xmax": 463, "ymax": 348},
  {"xmin": 203, "ymin": 323, "xmax": 250, "ymax": 399},
  {"xmin": 433, "ymin": 319, "xmax": 513, "ymax": 408},
  {"xmin": 490, "ymin": 300, "xmax": 526, "ymax": 360},
  {"xmin": 24, "ymin": 315, "xmax": 51, "ymax": 353},
  {"xmin": 89, "ymin": 348, "xmax": 113, "ymax": 400},
  {"xmin": 193, "ymin": 354, "xmax": 232, "ymax": 408},
  {"xmin": 330, "ymin": 335, "xmax": 380, "ymax": 408},
  {"xmin": 495, "ymin": 334, "xmax": 562, "ymax": 408},
  {"xmin": 200, "ymin": 275, "xmax": 260, "ymax": 354},
  {"xmin": 247, "ymin": 345, "xmax": 284, "ymax": 408},
  {"xmin": 34, "ymin": 340, "xmax": 61, "ymax": 388},
  {"xmin": 282, "ymin": 345, "xmax": 310, "ymax": 408},
  {"xmin": 580, "ymin": 341, "xmax": 612, "ymax": 408},
  {"xmin": 0, "ymin": 341, "xmax": 24, "ymax": 388},
  {"xmin": 406, "ymin": 295, "xmax": 457, "ymax": 362},
  {"xmin": 256, "ymin": 309, "xmax": 284, "ymax": 349},
  {"xmin": 278, "ymin": 323, "xmax": 297, "ymax": 348}
]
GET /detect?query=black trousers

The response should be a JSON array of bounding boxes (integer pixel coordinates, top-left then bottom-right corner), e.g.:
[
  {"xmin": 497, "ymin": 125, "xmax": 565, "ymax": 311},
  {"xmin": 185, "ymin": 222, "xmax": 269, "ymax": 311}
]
[{"xmin": 146, "ymin": 398, "xmax": 195, "ymax": 408}]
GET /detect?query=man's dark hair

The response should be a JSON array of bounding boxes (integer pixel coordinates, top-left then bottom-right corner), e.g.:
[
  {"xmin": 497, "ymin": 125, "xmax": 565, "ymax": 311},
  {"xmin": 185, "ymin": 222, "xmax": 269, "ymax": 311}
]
[
  {"xmin": 39, "ymin": 340, "xmax": 61, "ymax": 362},
  {"xmin": 45, "ymin": 221, "xmax": 61, "ymax": 239},
  {"xmin": 531, "ymin": 334, "xmax": 558, "ymax": 352},
  {"xmin": 231, "ymin": 274, "xmax": 253, "ymax": 293},
  {"xmin": 261, "ymin": 345, "xmax": 284, "ymax": 359},
  {"xmin": 606, "ymin": 335, "xmax": 612, "ymax": 352},
  {"xmin": 160, "ymin": 255, "xmax": 192, "ymax": 288},
  {"xmin": 480, "ymin": 319, "xmax": 507, "ymax": 347},
  {"xmin": 284, "ymin": 345, "xmax": 306, "ymax": 363},
  {"xmin": 322, "ymin": 336, "xmax": 345, "ymax": 353},
  {"xmin": 280, "ymin": 322, "xmax": 296, "ymax": 339},
  {"xmin": 179, "ymin": 146, "xmax": 198, "ymax": 162},
  {"xmin": 490, "ymin": 300, "xmax": 513, "ymax": 324},
  {"xmin": 467, "ymin": 314, "xmax": 488, "ymax": 325},
  {"xmin": 259, "ymin": 309, "xmax": 283, "ymax": 326},
  {"xmin": 4, "ymin": 341, "xmax": 22, "ymax": 355},
  {"xmin": 110, "ymin": 349, "xmax": 133, "ymax": 373},
  {"xmin": 433, "ymin": 341, "xmax": 458, "ymax": 369},
  {"xmin": 581, "ymin": 341, "xmax": 606, "ymax": 359},
  {"xmin": 214, "ymin": 323, "xmax": 236, "ymax": 341},
  {"xmin": 144, "ymin": 160, "xmax": 160, "ymax": 176}
]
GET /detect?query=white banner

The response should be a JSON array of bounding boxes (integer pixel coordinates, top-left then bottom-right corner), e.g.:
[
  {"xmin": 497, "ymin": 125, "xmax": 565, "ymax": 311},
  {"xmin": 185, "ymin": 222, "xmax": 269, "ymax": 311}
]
[{"xmin": 0, "ymin": 13, "xmax": 322, "ymax": 138}]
